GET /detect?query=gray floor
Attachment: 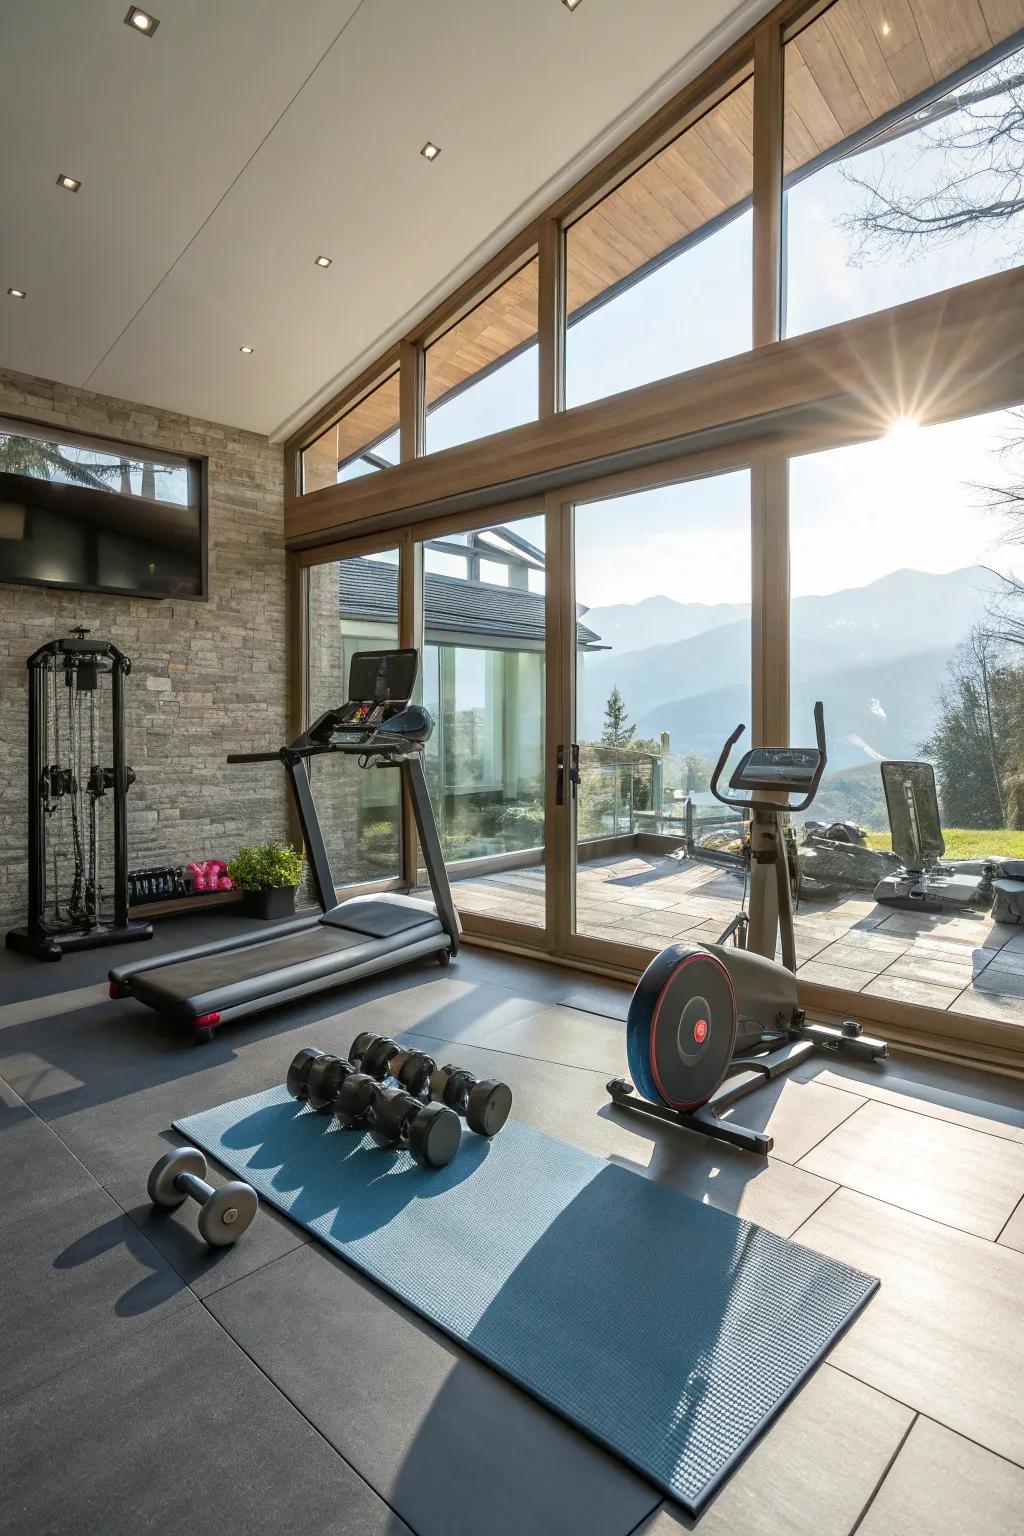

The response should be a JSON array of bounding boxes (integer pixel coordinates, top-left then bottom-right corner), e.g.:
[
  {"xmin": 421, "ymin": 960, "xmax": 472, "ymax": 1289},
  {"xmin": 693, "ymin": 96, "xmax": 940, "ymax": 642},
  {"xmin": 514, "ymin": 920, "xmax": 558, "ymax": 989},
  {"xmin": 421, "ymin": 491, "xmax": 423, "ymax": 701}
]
[{"xmin": 2, "ymin": 914, "xmax": 1024, "ymax": 1535}]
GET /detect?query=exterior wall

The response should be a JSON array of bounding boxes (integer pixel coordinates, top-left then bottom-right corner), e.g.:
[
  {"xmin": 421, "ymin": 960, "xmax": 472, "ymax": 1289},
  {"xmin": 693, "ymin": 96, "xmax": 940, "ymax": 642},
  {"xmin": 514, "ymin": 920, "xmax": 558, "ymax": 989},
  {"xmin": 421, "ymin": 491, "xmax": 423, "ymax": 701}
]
[{"xmin": 0, "ymin": 366, "xmax": 289, "ymax": 931}]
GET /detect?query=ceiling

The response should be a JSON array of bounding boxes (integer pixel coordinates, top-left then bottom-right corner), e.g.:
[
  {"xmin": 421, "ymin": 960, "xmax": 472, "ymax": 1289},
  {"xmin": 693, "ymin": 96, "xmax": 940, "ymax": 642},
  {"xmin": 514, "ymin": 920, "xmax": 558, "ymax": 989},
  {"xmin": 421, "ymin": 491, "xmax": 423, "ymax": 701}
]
[{"xmin": 0, "ymin": 0, "xmax": 772, "ymax": 440}]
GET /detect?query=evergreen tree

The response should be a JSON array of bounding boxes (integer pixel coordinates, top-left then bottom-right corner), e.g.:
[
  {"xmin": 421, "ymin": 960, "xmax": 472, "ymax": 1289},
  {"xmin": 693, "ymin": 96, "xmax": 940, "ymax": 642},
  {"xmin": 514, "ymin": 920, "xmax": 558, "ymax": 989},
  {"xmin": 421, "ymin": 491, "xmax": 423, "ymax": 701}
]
[{"xmin": 600, "ymin": 686, "xmax": 635, "ymax": 748}]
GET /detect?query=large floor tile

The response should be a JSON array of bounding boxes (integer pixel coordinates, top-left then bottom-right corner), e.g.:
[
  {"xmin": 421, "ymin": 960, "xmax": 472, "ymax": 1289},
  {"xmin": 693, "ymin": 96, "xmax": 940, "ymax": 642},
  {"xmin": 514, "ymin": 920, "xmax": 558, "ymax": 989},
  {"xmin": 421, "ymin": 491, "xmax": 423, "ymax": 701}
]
[
  {"xmin": 798, "ymin": 1099, "xmax": 1024, "ymax": 1236},
  {"xmin": 857, "ymin": 1417, "xmax": 1024, "ymax": 1536},
  {"xmin": 998, "ymin": 1195, "xmax": 1024, "ymax": 1253},
  {"xmin": 479, "ymin": 1003, "xmax": 630, "ymax": 1076},
  {"xmin": 791, "ymin": 1055, "xmax": 1024, "ymax": 1142},
  {"xmin": 861, "ymin": 974, "xmax": 962, "ymax": 1010},
  {"xmin": 722, "ymin": 1077, "xmax": 865, "ymax": 1166},
  {"xmin": 796, "ymin": 959, "xmax": 877, "ymax": 991},
  {"xmin": 795, "ymin": 1189, "xmax": 1024, "ymax": 1464},
  {"xmin": 209, "ymin": 1244, "xmax": 659, "ymax": 1536},
  {"xmin": 0, "ymin": 1183, "xmax": 193, "ymax": 1403},
  {"xmin": 0, "ymin": 1079, "xmax": 101, "ymax": 1232},
  {"xmin": 1, "ymin": 1303, "xmax": 409, "ymax": 1536},
  {"xmin": 407, "ymin": 1029, "xmax": 839, "ymax": 1239},
  {"xmin": 634, "ymin": 1365, "xmax": 912, "ymax": 1536}
]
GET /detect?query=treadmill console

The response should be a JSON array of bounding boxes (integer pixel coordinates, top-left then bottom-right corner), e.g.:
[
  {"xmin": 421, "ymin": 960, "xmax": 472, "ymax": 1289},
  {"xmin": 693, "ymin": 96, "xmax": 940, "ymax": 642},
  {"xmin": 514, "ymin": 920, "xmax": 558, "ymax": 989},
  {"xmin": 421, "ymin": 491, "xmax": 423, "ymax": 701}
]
[
  {"xmin": 729, "ymin": 747, "xmax": 822, "ymax": 793},
  {"xmin": 309, "ymin": 649, "xmax": 431, "ymax": 750}
]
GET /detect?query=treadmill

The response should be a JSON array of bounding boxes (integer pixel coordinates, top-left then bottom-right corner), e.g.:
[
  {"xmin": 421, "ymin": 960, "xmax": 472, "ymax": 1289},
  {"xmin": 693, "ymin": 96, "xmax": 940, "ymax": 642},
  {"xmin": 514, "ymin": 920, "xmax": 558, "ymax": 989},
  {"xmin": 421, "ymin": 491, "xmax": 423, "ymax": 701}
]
[{"xmin": 110, "ymin": 648, "xmax": 460, "ymax": 1041}]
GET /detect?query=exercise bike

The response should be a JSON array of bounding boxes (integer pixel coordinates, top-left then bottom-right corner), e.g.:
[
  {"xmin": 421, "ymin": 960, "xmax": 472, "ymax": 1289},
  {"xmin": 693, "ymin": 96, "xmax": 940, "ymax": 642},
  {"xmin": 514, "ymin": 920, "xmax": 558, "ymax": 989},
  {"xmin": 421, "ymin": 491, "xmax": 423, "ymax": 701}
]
[{"xmin": 607, "ymin": 703, "xmax": 887, "ymax": 1156}]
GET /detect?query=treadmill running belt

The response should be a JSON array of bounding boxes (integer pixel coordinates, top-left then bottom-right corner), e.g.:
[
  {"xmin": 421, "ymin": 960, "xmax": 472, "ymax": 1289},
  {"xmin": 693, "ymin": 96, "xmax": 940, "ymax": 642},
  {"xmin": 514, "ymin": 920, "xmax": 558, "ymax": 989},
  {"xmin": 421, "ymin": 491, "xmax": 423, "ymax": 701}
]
[{"xmin": 127, "ymin": 919, "xmax": 441, "ymax": 1015}]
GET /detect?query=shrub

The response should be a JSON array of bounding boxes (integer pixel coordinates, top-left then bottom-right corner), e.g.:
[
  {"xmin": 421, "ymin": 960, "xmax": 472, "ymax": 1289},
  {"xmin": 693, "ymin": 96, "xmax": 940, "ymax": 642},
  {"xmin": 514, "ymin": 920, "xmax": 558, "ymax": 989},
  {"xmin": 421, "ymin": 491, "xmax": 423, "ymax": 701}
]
[{"xmin": 226, "ymin": 842, "xmax": 303, "ymax": 892}]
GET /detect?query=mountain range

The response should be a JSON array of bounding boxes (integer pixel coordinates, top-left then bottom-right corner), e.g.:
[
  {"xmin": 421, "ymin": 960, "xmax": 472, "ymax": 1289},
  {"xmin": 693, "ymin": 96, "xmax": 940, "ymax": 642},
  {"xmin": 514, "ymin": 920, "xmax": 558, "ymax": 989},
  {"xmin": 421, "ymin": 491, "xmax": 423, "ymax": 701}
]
[{"xmin": 579, "ymin": 566, "xmax": 1002, "ymax": 773}]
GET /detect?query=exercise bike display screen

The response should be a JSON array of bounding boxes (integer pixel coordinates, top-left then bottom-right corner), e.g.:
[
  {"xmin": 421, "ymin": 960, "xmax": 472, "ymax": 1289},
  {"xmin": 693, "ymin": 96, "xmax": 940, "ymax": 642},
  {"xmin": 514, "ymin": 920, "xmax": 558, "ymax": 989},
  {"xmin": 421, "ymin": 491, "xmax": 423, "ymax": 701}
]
[{"xmin": 730, "ymin": 748, "xmax": 822, "ymax": 792}]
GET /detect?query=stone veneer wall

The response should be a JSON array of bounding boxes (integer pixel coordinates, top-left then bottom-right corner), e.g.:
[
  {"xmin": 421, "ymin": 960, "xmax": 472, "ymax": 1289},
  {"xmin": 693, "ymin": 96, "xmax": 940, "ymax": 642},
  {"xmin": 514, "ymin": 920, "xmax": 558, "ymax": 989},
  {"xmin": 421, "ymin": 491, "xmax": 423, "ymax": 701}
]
[{"xmin": 0, "ymin": 365, "xmax": 289, "ymax": 932}]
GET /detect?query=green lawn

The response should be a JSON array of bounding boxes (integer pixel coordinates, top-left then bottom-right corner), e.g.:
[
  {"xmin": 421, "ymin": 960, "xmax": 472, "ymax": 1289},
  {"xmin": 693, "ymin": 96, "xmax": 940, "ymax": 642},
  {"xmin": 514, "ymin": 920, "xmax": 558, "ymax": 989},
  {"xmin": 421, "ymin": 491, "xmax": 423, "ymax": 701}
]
[{"xmin": 864, "ymin": 828, "xmax": 1024, "ymax": 859}]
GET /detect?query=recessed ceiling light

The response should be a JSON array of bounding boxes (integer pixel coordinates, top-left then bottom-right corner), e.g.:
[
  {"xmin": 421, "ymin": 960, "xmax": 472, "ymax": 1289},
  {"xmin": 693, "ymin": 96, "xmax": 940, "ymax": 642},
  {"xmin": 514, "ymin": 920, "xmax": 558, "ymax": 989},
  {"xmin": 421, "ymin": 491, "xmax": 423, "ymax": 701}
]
[
  {"xmin": 57, "ymin": 174, "xmax": 82, "ymax": 192},
  {"xmin": 420, "ymin": 141, "xmax": 441, "ymax": 161},
  {"xmin": 7, "ymin": 287, "xmax": 26, "ymax": 299},
  {"xmin": 314, "ymin": 255, "xmax": 333, "ymax": 268},
  {"xmin": 125, "ymin": 6, "xmax": 159, "ymax": 35},
  {"xmin": 881, "ymin": 20, "xmax": 891, "ymax": 35},
  {"xmin": 239, "ymin": 345, "xmax": 254, "ymax": 354},
  {"xmin": 562, "ymin": 0, "xmax": 583, "ymax": 10}
]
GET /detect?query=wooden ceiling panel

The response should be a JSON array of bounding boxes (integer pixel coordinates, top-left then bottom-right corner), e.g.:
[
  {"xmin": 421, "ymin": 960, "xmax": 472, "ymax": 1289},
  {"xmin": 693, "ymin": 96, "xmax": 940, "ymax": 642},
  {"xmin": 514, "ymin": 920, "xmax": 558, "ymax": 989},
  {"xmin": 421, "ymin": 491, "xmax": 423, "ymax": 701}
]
[
  {"xmin": 566, "ymin": 76, "xmax": 755, "ymax": 315},
  {"xmin": 787, "ymin": 0, "xmax": 1024, "ymax": 164},
  {"xmin": 302, "ymin": 369, "xmax": 400, "ymax": 487},
  {"xmin": 425, "ymin": 258, "xmax": 539, "ymax": 409}
]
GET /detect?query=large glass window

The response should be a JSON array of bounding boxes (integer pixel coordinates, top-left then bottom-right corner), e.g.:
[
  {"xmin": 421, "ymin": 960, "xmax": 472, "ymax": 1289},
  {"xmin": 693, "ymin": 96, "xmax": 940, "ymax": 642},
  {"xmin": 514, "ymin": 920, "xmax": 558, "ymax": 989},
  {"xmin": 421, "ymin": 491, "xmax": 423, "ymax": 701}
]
[
  {"xmin": 424, "ymin": 260, "xmax": 539, "ymax": 455},
  {"xmin": 417, "ymin": 518, "xmax": 547, "ymax": 926},
  {"xmin": 785, "ymin": 0, "xmax": 1024, "ymax": 337},
  {"xmin": 565, "ymin": 74, "xmax": 754, "ymax": 410},
  {"xmin": 572, "ymin": 471, "xmax": 752, "ymax": 947},
  {"xmin": 788, "ymin": 407, "xmax": 1024, "ymax": 1025},
  {"xmin": 301, "ymin": 371, "xmax": 400, "ymax": 492},
  {"xmin": 305, "ymin": 549, "xmax": 402, "ymax": 887}
]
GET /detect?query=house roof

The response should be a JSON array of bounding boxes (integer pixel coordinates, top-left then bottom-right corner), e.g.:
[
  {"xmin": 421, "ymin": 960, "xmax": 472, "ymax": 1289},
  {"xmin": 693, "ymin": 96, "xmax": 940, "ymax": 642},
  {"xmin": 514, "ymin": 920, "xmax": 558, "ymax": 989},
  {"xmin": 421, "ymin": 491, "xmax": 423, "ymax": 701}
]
[{"xmin": 338, "ymin": 557, "xmax": 603, "ymax": 650}]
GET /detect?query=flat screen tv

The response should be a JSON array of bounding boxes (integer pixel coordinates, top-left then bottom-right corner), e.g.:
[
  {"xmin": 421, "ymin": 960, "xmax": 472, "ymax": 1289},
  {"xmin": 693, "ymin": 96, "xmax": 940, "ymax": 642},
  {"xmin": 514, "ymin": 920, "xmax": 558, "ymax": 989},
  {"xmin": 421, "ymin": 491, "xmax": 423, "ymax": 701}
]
[{"xmin": 0, "ymin": 417, "xmax": 206, "ymax": 600}]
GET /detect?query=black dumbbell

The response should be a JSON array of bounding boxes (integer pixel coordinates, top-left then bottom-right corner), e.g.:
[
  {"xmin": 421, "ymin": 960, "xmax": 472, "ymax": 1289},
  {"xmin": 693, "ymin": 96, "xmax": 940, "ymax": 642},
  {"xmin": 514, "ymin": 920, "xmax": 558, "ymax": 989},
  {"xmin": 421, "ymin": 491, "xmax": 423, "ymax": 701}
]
[
  {"xmin": 348, "ymin": 1032, "xmax": 437, "ymax": 1097},
  {"xmin": 287, "ymin": 1045, "xmax": 325, "ymax": 1101},
  {"xmin": 147, "ymin": 1147, "xmax": 258, "ymax": 1247},
  {"xmin": 430, "ymin": 1064, "xmax": 513, "ymax": 1138},
  {"xmin": 367, "ymin": 1086, "xmax": 461, "ymax": 1169}
]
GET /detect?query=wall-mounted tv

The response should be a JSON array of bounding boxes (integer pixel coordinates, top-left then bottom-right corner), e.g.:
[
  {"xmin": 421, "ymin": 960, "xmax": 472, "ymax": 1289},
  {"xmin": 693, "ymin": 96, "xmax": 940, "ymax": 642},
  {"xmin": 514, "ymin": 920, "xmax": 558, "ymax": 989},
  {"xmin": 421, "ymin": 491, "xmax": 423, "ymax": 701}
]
[{"xmin": 0, "ymin": 416, "xmax": 207, "ymax": 600}]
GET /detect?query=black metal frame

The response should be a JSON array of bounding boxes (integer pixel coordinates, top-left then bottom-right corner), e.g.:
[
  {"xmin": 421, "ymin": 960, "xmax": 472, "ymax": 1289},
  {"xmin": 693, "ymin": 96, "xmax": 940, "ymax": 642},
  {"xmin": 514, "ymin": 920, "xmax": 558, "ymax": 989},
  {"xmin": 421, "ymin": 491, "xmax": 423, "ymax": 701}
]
[{"xmin": 6, "ymin": 635, "xmax": 152, "ymax": 960}]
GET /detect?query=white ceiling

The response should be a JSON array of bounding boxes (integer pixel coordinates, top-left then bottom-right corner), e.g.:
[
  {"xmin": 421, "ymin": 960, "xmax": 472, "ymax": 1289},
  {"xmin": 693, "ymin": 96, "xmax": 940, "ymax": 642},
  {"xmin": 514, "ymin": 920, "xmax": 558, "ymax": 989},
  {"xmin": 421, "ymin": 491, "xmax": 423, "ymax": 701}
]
[{"xmin": 0, "ymin": 0, "xmax": 769, "ymax": 440}]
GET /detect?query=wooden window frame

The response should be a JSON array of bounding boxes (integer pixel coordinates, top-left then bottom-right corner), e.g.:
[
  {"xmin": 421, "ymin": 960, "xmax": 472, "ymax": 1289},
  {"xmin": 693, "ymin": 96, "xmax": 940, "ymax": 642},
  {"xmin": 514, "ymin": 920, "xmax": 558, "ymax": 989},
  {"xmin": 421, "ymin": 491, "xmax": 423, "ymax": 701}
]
[{"xmin": 280, "ymin": 0, "xmax": 1024, "ymax": 1073}]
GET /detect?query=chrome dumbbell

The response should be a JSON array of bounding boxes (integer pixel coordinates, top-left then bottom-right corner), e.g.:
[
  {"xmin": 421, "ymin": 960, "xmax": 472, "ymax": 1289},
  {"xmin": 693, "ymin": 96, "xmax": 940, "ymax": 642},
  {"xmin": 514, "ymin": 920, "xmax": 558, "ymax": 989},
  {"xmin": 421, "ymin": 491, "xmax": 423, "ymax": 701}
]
[{"xmin": 147, "ymin": 1147, "xmax": 257, "ymax": 1247}]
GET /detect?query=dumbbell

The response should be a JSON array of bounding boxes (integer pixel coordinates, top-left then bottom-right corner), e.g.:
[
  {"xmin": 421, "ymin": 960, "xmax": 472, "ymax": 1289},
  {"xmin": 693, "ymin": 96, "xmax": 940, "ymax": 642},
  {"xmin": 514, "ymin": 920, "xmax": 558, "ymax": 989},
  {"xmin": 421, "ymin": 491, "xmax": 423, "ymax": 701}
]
[
  {"xmin": 348, "ymin": 1032, "xmax": 436, "ymax": 1097},
  {"xmin": 285, "ymin": 1048, "xmax": 458, "ymax": 1165},
  {"xmin": 367, "ymin": 1085, "xmax": 461, "ymax": 1169},
  {"xmin": 147, "ymin": 1147, "xmax": 258, "ymax": 1247},
  {"xmin": 349, "ymin": 1033, "xmax": 511, "ymax": 1137},
  {"xmin": 429, "ymin": 1064, "xmax": 513, "ymax": 1138}
]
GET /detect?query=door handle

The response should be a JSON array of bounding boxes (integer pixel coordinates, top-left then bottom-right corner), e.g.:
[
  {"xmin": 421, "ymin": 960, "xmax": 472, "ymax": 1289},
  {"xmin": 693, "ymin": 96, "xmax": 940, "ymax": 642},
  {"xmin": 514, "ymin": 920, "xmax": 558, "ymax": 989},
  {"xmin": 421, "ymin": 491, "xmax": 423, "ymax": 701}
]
[{"xmin": 556, "ymin": 744, "xmax": 581, "ymax": 807}]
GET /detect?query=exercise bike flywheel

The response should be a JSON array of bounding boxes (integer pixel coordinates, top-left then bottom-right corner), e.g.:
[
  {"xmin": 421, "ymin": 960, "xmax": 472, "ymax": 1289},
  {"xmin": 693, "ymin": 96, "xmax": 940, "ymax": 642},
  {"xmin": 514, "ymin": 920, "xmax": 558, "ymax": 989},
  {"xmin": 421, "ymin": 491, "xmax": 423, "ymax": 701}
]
[{"xmin": 626, "ymin": 945, "xmax": 738, "ymax": 1110}]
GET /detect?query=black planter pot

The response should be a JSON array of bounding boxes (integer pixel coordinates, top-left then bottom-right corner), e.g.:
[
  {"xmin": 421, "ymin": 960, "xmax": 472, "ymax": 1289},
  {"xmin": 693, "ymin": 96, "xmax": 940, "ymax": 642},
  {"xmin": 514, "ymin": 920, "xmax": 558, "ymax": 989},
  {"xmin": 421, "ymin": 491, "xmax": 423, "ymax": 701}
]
[{"xmin": 239, "ymin": 885, "xmax": 297, "ymax": 921}]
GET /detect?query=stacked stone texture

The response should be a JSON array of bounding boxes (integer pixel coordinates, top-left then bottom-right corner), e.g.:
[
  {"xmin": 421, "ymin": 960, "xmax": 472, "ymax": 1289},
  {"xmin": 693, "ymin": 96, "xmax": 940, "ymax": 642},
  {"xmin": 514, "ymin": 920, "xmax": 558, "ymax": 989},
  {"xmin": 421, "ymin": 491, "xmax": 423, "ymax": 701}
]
[{"xmin": 0, "ymin": 366, "xmax": 289, "ymax": 931}]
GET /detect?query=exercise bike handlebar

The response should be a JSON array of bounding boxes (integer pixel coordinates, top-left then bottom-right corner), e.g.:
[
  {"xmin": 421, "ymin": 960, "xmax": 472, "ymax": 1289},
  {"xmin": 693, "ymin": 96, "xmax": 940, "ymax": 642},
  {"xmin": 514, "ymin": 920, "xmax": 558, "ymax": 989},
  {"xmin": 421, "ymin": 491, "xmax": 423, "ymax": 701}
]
[{"xmin": 709, "ymin": 701, "xmax": 827, "ymax": 815}]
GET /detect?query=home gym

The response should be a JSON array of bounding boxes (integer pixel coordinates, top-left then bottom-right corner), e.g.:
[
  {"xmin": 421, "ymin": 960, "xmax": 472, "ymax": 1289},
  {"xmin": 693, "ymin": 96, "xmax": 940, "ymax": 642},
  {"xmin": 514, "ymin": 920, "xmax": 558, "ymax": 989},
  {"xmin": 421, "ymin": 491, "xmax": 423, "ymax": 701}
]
[{"xmin": 2, "ymin": 4, "xmax": 1024, "ymax": 1534}]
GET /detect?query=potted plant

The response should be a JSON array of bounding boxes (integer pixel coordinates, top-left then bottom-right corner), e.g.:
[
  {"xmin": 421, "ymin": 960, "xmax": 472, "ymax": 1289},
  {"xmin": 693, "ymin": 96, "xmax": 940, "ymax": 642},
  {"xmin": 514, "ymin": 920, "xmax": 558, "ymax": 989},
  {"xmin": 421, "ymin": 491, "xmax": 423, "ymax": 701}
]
[{"xmin": 226, "ymin": 843, "xmax": 304, "ymax": 920}]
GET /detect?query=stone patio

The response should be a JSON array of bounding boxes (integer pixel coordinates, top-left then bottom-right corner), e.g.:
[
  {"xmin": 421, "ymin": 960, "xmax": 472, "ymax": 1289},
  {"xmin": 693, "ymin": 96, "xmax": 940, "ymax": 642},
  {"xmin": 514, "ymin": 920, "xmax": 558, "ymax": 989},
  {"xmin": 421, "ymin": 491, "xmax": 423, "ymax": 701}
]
[{"xmin": 451, "ymin": 852, "xmax": 1024, "ymax": 1027}]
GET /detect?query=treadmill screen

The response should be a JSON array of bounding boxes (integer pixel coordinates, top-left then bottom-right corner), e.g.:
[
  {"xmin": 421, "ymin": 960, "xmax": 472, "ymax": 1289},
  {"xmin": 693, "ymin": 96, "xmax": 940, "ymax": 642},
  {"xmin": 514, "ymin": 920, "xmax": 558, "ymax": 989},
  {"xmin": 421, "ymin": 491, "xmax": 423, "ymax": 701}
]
[{"xmin": 348, "ymin": 648, "xmax": 418, "ymax": 704}]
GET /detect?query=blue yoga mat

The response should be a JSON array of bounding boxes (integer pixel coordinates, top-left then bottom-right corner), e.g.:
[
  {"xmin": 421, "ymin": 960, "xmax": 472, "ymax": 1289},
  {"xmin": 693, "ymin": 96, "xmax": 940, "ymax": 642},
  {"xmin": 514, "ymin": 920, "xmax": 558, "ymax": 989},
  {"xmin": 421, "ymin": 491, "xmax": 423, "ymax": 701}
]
[{"xmin": 175, "ymin": 1087, "xmax": 877, "ymax": 1513}]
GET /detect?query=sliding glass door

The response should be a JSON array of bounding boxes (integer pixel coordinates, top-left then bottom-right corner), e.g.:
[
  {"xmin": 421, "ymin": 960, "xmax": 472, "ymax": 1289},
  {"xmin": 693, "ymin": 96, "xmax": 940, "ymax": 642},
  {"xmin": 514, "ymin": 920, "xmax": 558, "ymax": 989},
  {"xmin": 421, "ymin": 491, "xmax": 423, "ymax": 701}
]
[
  {"xmin": 413, "ymin": 513, "xmax": 550, "ymax": 941},
  {"xmin": 548, "ymin": 464, "xmax": 755, "ymax": 967},
  {"xmin": 303, "ymin": 540, "xmax": 402, "ymax": 896}
]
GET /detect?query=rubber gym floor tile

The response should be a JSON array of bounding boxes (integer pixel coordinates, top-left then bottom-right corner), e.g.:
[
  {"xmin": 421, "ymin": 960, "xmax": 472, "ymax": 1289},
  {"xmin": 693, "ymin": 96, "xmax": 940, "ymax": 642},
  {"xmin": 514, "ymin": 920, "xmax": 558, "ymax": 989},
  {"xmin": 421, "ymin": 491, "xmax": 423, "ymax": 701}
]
[
  {"xmin": 0, "ymin": 1088, "xmax": 100, "ymax": 1233},
  {"xmin": 337, "ymin": 972, "xmax": 542, "ymax": 1046},
  {"xmin": 795, "ymin": 1188, "xmax": 1024, "ymax": 1466},
  {"xmin": 0, "ymin": 1182, "xmax": 193, "ymax": 1404},
  {"xmin": 121, "ymin": 1152, "xmax": 309, "ymax": 1299},
  {"xmin": 997, "ymin": 1196, "xmax": 1024, "ymax": 1252},
  {"xmin": 790, "ymin": 1051, "xmax": 1024, "ymax": 1141},
  {"xmin": 0, "ymin": 1303, "xmax": 412, "ymax": 1536},
  {"xmin": 632, "ymin": 1364, "xmax": 912, "ymax": 1536},
  {"xmin": 208, "ymin": 1242, "xmax": 662, "ymax": 1536},
  {"xmin": 475, "ymin": 1002, "xmax": 631, "ymax": 1076},
  {"xmin": 856, "ymin": 1417, "xmax": 1024, "ymax": 1536},
  {"xmin": 797, "ymin": 1099, "xmax": 1024, "ymax": 1238},
  {"xmin": 403, "ymin": 1028, "xmax": 839, "ymax": 1239}
]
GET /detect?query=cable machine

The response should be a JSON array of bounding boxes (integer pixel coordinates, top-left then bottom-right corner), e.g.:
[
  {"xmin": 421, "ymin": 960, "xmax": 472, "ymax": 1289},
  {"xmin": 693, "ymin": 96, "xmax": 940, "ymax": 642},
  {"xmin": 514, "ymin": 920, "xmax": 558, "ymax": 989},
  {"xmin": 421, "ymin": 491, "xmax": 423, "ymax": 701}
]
[{"xmin": 6, "ymin": 629, "xmax": 152, "ymax": 960}]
